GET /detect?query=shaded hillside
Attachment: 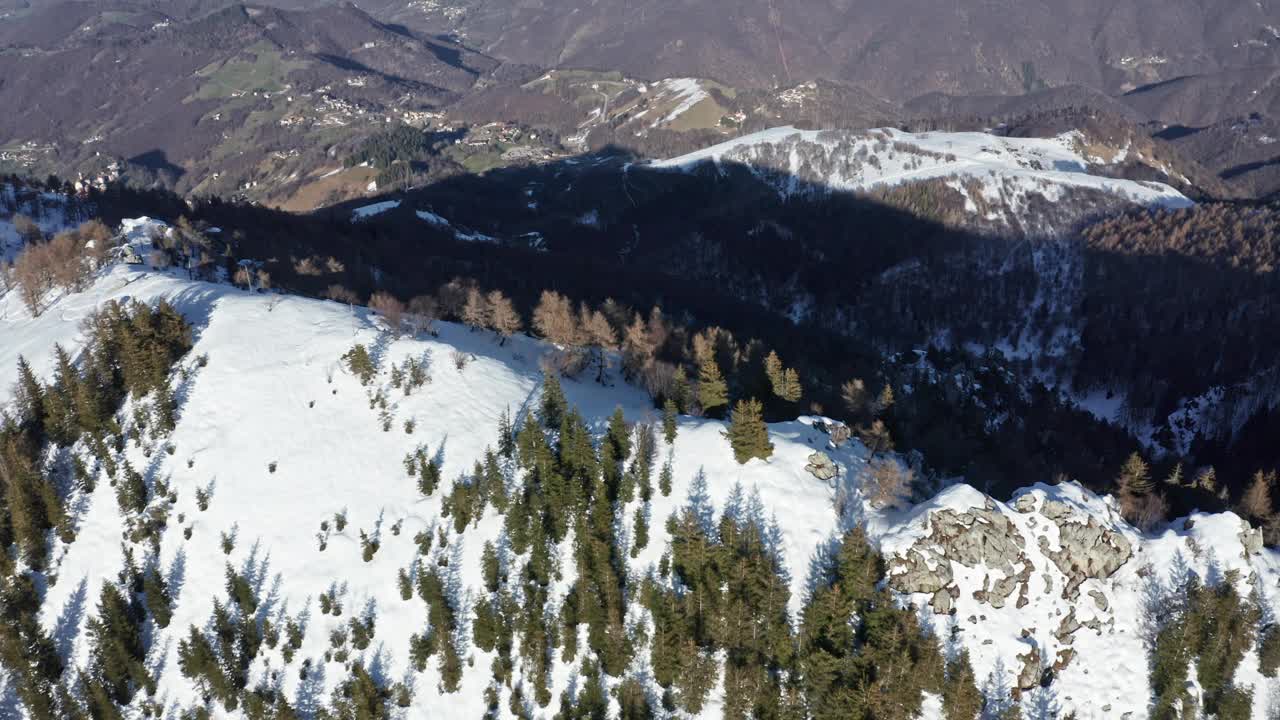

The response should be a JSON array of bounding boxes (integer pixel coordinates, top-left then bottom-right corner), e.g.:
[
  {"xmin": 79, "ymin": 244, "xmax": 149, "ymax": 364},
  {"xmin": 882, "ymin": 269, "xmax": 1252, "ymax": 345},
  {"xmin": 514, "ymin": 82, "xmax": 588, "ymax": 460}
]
[{"xmin": 0, "ymin": 3, "xmax": 495, "ymax": 197}]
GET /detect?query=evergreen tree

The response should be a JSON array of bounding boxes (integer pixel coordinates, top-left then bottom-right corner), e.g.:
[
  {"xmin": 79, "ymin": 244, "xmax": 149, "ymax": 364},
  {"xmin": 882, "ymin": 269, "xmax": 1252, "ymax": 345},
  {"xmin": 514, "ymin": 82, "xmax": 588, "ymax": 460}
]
[
  {"xmin": 616, "ymin": 675, "xmax": 656, "ymax": 720},
  {"xmin": 662, "ymin": 398, "xmax": 678, "ymax": 445},
  {"xmin": 497, "ymin": 407, "xmax": 516, "ymax": 458},
  {"xmin": 555, "ymin": 659, "xmax": 609, "ymax": 720},
  {"xmin": 14, "ymin": 356, "xmax": 45, "ymax": 435},
  {"xmin": 631, "ymin": 503, "xmax": 649, "ymax": 558},
  {"xmin": 697, "ymin": 355, "xmax": 728, "ymax": 418},
  {"xmin": 320, "ymin": 662, "xmax": 393, "ymax": 720},
  {"xmin": 42, "ymin": 345, "xmax": 78, "ymax": 446},
  {"xmin": 541, "ymin": 371, "xmax": 568, "ymax": 430},
  {"xmin": 86, "ymin": 583, "xmax": 151, "ymax": 705},
  {"xmin": 670, "ymin": 366, "xmax": 692, "ymax": 414},
  {"xmin": 799, "ymin": 527, "xmax": 942, "ymax": 720},
  {"xmin": 0, "ymin": 573, "xmax": 63, "ymax": 717},
  {"xmin": 942, "ymin": 649, "xmax": 983, "ymax": 719},
  {"xmin": 659, "ymin": 457, "xmax": 673, "ymax": 497},
  {"xmin": 342, "ymin": 345, "xmax": 376, "ymax": 386},
  {"xmin": 725, "ymin": 398, "xmax": 773, "ymax": 464},
  {"xmin": 142, "ymin": 565, "xmax": 173, "ymax": 628},
  {"xmin": 418, "ymin": 457, "xmax": 441, "ymax": 496}
]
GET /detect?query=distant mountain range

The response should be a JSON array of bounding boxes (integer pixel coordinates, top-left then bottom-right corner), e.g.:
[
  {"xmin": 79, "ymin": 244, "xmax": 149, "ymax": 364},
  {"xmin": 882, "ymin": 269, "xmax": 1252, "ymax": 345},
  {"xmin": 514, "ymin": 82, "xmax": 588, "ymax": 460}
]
[{"xmin": 6, "ymin": 0, "xmax": 1280, "ymax": 201}]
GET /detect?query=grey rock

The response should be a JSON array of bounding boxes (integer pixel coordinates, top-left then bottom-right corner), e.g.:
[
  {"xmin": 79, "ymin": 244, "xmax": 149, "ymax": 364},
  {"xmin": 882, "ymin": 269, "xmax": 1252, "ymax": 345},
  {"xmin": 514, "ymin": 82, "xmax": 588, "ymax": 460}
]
[
  {"xmin": 1013, "ymin": 494, "xmax": 1037, "ymax": 513},
  {"xmin": 888, "ymin": 548, "xmax": 953, "ymax": 596},
  {"xmin": 1046, "ymin": 517, "xmax": 1133, "ymax": 600},
  {"xmin": 930, "ymin": 588, "xmax": 953, "ymax": 614},
  {"xmin": 804, "ymin": 451, "xmax": 839, "ymax": 482},
  {"xmin": 1241, "ymin": 526, "xmax": 1265, "ymax": 556}
]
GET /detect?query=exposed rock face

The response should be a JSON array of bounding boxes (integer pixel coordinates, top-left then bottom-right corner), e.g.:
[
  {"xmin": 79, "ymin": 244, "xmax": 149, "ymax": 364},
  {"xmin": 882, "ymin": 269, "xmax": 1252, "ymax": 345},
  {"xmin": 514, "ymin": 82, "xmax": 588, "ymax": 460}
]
[
  {"xmin": 1242, "ymin": 525, "xmax": 1264, "ymax": 556},
  {"xmin": 924, "ymin": 507, "xmax": 1026, "ymax": 572},
  {"xmin": 887, "ymin": 486, "xmax": 1136, "ymax": 615},
  {"xmin": 1044, "ymin": 516, "xmax": 1132, "ymax": 600},
  {"xmin": 893, "ymin": 548, "xmax": 953, "ymax": 595},
  {"xmin": 805, "ymin": 451, "xmax": 838, "ymax": 482},
  {"xmin": 889, "ymin": 506, "xmax": 1027, "ymax": 607}
]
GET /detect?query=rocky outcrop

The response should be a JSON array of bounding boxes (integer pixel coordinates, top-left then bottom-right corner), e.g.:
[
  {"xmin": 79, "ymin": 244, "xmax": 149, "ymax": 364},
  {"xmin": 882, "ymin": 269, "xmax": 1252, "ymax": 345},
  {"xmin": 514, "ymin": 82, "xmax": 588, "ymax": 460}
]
[
  {"xmin": 805, "ymin": 451, "xmax": 838, "ymax": 482},
  {"xmin": 887, "ymin": 486, "xmax": 1137, "ymax": 618},
  {"xmin": 889, "ymin": 505, "xmax": 1028, "ymax": 610},
  {"xmin": 1042, "ymin": 516, "xmax": 1132, "ymax": 600},
  {"xmin": 1242, "ymin": 525, "xmax": 1264, "ymax": 556}
]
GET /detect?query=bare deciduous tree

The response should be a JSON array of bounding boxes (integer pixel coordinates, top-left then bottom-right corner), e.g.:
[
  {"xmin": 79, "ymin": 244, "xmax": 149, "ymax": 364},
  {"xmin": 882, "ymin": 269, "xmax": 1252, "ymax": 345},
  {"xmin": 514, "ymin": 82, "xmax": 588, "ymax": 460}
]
[
  {"xmin": 406, "ymin": 295, "xmax": 438, "ymax": 336},
  {"xmin": 532, "ymin": 290, "xmax": 579, "ymax": 347},
  {"xmin": 370, "ymin": 291, "xmax": 406, "ymax": 336},
  {"xmin": 325, "ymin": 284, "xmax": 359, "ymax": 306},
  {"xmin": 867, "ymin": 457, "xmax": 914, "ymax": 510},
  {"xmin": 486, "ymin": 290, "xmax": 521, "ymax": 345},
  {"xmin": 462, "ymin": 287, "xmax": 489, "ymax": 330},
  {"xmin": 579, "ymin": 305, "xmax": 617, "ymax": 383}
]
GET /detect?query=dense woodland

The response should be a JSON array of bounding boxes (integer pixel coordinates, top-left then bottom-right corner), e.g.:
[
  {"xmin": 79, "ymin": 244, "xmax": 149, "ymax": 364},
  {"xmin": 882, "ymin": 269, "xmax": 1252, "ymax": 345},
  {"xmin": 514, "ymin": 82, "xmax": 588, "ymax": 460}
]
[{"xmin": 11, "ymin": 161, "xmax": 1273, "ymax": 513}]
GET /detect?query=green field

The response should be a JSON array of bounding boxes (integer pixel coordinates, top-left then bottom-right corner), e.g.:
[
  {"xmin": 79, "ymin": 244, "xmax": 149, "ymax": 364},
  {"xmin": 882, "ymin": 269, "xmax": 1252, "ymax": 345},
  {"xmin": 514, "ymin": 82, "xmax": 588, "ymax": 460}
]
[{"xmin": 194, "ymin": 40, "xmax": 308, "ymax": 101}]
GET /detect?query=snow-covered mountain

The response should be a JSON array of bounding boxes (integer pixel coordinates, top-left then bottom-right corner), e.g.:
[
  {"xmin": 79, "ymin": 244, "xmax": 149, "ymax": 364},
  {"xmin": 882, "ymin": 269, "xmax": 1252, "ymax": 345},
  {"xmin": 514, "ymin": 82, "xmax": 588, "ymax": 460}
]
[
  {"xmin": 1, "ymin": 215, "xmax": 1277, "ymax": 718},
  {"xmin": 653, "ymin": 127, "xmax": 1192, "ymax": 234}
]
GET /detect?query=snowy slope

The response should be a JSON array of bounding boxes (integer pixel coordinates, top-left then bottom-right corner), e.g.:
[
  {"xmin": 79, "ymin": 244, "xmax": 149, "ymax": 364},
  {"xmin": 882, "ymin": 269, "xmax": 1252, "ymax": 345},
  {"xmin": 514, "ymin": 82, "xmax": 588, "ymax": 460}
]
[
  {"xmin": 1, "ymin": 219, "xmax": 1278, "ymax": 719},
  {"xmin": 0, "ymin": 248, "xmax": 847, "ymax": 718},
  {"xmin": 652, "ymin": 127, "xmax": 1192, "ymax": 232}
]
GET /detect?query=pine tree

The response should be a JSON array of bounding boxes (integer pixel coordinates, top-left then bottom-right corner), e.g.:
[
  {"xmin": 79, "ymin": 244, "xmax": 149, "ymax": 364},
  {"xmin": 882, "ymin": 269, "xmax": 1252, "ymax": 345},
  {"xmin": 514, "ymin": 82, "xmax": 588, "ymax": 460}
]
[
  {"xmin": 86, "ymin": 583, "xmax": 151, "ymax": 705},
  {"xmin": 497, "ymin": 407, "xmax": 516, "ymax": 458},
  {"xmin": 342, "ymin": 345, "xmax": 376, "ymax": 386},
  {"xmin": 541, "ymin": 371, "xmax": 568, "ymax": 429},
  {"xmin": 42, "ymin": 345, "xmax": 78, "ymax": 446},
  {"xmin": 142, "ymin": 565, "xmax": 173, "ymax": 628},
  {"xmin": 725, "ymin": 398, "xmax": 773, "ymax": 464},
  {"xmin": 671, "ymin": 366, "xmax": 692, "ymax": 414},
  {"xmin": 662, "ymin": 398, "xmax": 678, "ymax": 445},
  {"xmin": 697, "ymin": 356, "xmax": 728, "ymax": 418},
  {"xmin": 942, "ymin": 649, "xmax": 983, "ymax": 719},
  {"xmin": 321, "ymin": 662, "xmax": 393, "ymax": 720},
  {"xmin": 152, "ymin": 378, "xmax": 177, "ymax": 435},
  {"xmin": 659, "ymin": 457, "xmax": 673, "ymax": 497},
  {"xmin": 799, "ymin": 527, "xmax": 940, "ymax": 720},
  {"xmin": 481, "ymin": 540, "xmax": 501, "ymax": 593},
  {"xmin": 13, "ymin": 356, "xmax": 45, "ymax": 435},
  {"xmin": 631, "ymin": 503, "xmax": 649, "ymax": 558}
]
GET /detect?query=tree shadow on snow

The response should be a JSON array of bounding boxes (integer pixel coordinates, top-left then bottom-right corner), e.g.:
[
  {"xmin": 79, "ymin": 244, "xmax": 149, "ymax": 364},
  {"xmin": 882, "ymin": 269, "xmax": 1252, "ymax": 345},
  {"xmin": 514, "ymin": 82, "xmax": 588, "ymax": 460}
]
[{"xmin": 52, "ymin": 575, "xmax": 89, "ymax": 663}]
